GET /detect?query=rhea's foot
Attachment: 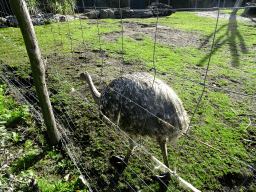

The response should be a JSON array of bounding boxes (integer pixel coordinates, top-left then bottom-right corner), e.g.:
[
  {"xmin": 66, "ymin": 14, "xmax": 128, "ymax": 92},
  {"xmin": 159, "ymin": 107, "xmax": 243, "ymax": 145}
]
[
  {"xmin": 151, "ymin": 172, "xmax": 171, "ymax": 182},
  {"xmin": 109, "ymin": 156, "xmax": 127, "ymax": 173},
  {"xmin": 151, "ymin": 172, "xmax": 171, "ymax": 192}
]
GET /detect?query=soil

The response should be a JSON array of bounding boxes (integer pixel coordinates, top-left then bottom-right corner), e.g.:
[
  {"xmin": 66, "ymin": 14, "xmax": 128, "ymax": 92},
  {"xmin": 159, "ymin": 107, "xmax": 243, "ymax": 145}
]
[
  {"xmin": 101, "ymin": 19, "xmax": 207, "ymax": 48},
  {"xmin": 192, "ymin": 11, "xmax": 256, "ymax": 23}
]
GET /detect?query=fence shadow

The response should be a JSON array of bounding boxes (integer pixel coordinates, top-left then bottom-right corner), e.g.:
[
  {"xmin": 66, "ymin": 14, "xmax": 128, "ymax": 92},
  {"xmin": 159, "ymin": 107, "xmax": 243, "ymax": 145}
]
[{"xmin": 198, "ymin": 13, "xmax": 248, "ymax": 67}]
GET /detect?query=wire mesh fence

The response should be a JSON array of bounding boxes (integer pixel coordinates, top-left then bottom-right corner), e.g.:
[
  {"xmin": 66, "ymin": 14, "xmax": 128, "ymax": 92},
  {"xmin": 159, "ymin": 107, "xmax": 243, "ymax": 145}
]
[{"xmin": 0, "ymin": 0, "xmax": 256, "ymax": 191}]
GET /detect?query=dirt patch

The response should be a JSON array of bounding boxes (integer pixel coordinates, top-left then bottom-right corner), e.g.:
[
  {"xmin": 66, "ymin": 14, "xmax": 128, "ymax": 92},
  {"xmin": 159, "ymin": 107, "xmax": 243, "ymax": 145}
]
[
  {"xmin": 192, "ymin": 11, "xmax": 256, "ymax": 23},
  {"xmin": 101, "ymin": 19, "xmax": 208, "ymax": 48},
  {"xmin": 45, "ymin": 47, "xmax": 149, "ymax": 91},
  {"xmin": 218, "ymin": 172, "xmax": 256, "ymax": 192}
]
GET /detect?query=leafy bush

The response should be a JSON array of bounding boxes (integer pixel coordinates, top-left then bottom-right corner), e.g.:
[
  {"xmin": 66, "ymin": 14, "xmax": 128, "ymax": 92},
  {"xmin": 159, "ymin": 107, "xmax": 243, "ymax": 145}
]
[
  {"xmin": 25, "ymin": 0, "xmax": 76, "ymax": 15},
  {"xmin": 25, "ymin": 0, "xmax": 38, "ymax": 14}
]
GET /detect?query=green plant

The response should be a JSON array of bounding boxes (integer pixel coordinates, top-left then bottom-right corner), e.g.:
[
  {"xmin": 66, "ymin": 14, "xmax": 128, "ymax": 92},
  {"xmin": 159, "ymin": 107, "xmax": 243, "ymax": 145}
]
[
  {"xmin": 49, "ymin": 0, "xmax": 76, "ymax": 15},
  {"xmin": 47, "ymin": 147, "xmax": 61, "ymax": 160},
  {"xmin": 0, "ymin": 84, "xmax": 30, "ymax": 128},
  {"xmin": 38, "ymin": 128, "xmax": 46, "ymax": 146},
  {"xmin": 25, "ymin": 0, "xmax": 38, "ymax": 15},
  {"xmin": 12, "ymin": 132, "xmax": 21, "ymax": 143},
  {"xmin": 24, "ymin": 140, "xmax": 33, "ymax": 151},
  {"xmin": 37, "ymin": 176, "xmax": 88, "ymax": 192},
  {"xmin": 11, "ymin": 151, "xmax": 37, "ymax": 173},
  {"xmin": 44, "ymin": 18, "xmax": 55, "ymax": 25},
  {"xmin": 53, "ymin": 159, "xmax": 74, "ymax": 173}
]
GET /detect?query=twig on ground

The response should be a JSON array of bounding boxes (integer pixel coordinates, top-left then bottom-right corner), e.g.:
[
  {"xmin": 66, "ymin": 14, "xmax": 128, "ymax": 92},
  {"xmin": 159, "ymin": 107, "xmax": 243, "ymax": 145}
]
[{"xmin": 245, "ymin": 118, "xmax": 251, "ymax": 131}]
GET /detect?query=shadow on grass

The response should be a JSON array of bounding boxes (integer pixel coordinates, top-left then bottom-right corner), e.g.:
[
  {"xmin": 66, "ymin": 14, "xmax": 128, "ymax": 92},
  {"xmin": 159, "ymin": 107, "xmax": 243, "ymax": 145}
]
[
  {"xmin": 248, "ymin": 17, "xmax": 256, "ymax": 23},
  {"xmin": 10, "ymin": 152, "xmax": 45, "ymax": 173},
  {"xmin": 218, "ymin": 169, "xmax": 256, "ymax": 191},
  {"xmin": 198, "ymin": 13, "xmax": 248, "ymax": 67}
]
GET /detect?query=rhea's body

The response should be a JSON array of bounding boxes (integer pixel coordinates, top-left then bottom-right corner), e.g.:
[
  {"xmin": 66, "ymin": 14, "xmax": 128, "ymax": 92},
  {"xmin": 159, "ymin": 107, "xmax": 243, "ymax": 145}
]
[
  {"xmin": 100, "ymin": 72, "xmax": 188, "ymax": 142},
  {"xmin": 80, "ymin": 71, "xmax": 188, "ymax": 171}
]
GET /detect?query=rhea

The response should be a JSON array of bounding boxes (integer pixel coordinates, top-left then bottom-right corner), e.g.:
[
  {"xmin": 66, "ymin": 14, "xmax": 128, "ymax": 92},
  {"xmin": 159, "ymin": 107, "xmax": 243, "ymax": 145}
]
[{"xmin": 80, "ymin": 71, "xmax": 188, "ymax": 179}]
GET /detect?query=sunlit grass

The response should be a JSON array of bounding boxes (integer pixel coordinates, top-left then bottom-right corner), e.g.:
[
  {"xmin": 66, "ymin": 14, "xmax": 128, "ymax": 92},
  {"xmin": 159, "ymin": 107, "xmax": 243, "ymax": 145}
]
[{"xmin": 221, "ymin": 8, "xmax": 245, "ymax": 15}]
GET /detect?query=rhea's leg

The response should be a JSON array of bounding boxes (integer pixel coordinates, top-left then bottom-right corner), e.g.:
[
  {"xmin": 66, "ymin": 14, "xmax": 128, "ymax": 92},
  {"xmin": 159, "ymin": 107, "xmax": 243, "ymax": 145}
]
[
  {"xmin": 110, "ymin": 135, "xmax": 137, "ymax": 173},
  {"xmin": 151, "ymin": 136, "xmax": 171, "ymax": 182},
  {"xmin": 123, "ymin": 136, "xmax": 137, "ymax": 164},
  {"xmin": 157, "ymin": 136, "xmax": 169, "ymax": 168}
]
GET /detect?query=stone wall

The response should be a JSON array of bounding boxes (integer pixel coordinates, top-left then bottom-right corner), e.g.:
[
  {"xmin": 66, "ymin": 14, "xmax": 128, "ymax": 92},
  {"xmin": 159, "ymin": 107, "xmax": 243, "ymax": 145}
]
[{"xmin": 75, "ymin": 0, "xmax": 240, "ymax": 10}]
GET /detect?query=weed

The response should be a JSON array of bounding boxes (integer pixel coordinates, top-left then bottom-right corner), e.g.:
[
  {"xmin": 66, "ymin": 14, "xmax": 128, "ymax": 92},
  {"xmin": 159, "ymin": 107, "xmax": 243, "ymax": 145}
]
[
  {"xmin": 11, "ymin": 132, "xmax": 21, "ymax": 143},
  {"xmin": 44, "ymin": 18, "xmax": 55, "ymax": 25},
  {"xmin": 25, "ymin": 0, "xmax": 38, "ymax": 15},
  {"xmin": 47, "ymin": 147, "xmax": 61, "ymax": 160},
  {"xmin": 24, "ymin": 140, "xmax": 33, "ymax": 152},
  {"xmin": 0, "ymin": 83, "xmax": 30, "ymax": 129},
  {"xmin": 37, "ymin": 174, "xmax": 90, "ymax": 192},
  {"xmin": 11, "ymin": 151, "xmax": 37, "ymax": 173}
]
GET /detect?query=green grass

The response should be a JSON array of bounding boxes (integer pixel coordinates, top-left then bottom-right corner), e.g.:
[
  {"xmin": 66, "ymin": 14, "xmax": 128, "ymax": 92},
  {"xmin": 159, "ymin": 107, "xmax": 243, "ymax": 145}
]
[
  {"xmin": 0, "ymin": 11, "xmax": 255, "ymax": 191},
  {"xmin": 0, "ymin": 83, "xmax": 89, "ymax": 191},
  {"xmin": 37, "ymin": 176, "xmax": 89, "ymax": 192},
  {"xmin": 0, "ymin": 84, "xmax": 30, "ymax": 127},
  {"xmin": 221, "ymin": 8, "xmax": 245, "ymax": 16},
  {"xmin": 11, "ymin": 150, "xmax": 38, "ymax": 173}
]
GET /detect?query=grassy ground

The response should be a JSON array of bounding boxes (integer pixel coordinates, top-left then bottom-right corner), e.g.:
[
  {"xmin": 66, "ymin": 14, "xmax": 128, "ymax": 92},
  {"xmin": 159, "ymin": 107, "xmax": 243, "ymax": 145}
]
[
  {"xmin": 0, "ymin": 10, "xmax": 255, "ymax": 191},
  {"xmin": 0, "ymin": 83, "xmax": 89, "ymax": 191}
]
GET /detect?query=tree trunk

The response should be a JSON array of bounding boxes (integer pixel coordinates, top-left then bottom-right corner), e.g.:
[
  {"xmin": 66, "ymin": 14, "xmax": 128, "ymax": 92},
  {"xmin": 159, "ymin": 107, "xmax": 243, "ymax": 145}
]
[
  {"xmin": 232, "ymin": 0, "xmax": 244, "ymax": 15},
  {"xmin": 9, "ymin": 0, "xmax": 61, "ymax": 145}
]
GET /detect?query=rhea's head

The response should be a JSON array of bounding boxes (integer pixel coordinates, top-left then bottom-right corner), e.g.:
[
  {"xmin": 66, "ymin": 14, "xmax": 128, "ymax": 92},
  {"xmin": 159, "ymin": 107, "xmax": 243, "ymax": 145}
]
[{"xmin": 80, "ymin": 71, "xmax": 90, "ymax": 82}]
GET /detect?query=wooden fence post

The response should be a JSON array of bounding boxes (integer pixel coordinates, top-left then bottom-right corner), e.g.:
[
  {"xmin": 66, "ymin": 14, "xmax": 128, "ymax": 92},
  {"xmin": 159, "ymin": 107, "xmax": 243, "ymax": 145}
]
[{"xmin": 9, "ymin": 0, "xmax": 60, "ymax": 145}]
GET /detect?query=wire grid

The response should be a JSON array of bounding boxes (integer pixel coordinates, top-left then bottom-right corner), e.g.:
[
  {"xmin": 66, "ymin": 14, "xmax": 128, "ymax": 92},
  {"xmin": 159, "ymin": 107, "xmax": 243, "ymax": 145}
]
[{"xmin": 0, "ymin": 0, "xmax": 256, "ymax": 191}]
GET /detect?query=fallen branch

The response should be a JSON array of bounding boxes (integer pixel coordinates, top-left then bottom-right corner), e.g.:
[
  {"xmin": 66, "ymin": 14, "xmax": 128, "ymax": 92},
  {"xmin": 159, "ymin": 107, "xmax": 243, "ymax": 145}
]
[{"xmin": 245, "ymin": 118, "xmax": 251, "ymax": 131}]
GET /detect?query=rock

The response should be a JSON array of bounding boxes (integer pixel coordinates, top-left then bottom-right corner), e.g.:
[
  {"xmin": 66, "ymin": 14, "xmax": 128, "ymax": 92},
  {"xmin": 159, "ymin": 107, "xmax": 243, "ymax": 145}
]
[
  {"xmin": 0, "ymin": 17, "xmax": 7, "ymax": 27},
  {"xmin": 85, "ymin": 10, "xmax": 100, "ymax": 19},
  {"xmin": 31, "ymin": 14, "xmax": 44, "ymax": 26},
  {"xmin": 100, "ymin": 9, "xmax": 108, "ymax": 18},
  {"xmin": 1, "ymin": 13, "xmax": 81, "ymax": 28},
  {"xmin": 42, "ymin": 13, "xmax": 55, "ymax": 25},
  {"xmin": 6, "ymin": 16, "xmax": 18, "ymax": 27},
  {"xmin": 108, "ymin": 9, "xmax": 116, "ymax": 19},
  {"xmin": 100, "ymin": 9, "xmax": 116, "ymax": 19},
  {"xmin": 44, "ymin": 13, "xmax": 54, "ymax": 20},
  {"xmin": 79, "ymin": 15, "xmax": 89, "ymax": 19},
  {"xmin": 52, "ymin": 14, "xmax": 65, "ymax": 22},
  {"xmin": 59, "ymin": 15, "xmax": 67, "ymax": 22},
  {"xmin": 115, "ymin": 9, "xmax": 153, "ymax": 19},
  {"xmin": 147, "ymin": 2, "xmax": 174, "ymax": 17}
]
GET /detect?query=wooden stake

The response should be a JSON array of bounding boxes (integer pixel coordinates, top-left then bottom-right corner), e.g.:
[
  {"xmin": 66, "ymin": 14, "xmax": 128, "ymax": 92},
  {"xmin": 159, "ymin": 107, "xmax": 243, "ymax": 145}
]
[{"xmin": 10, "ymin": 0, "xmax": 60, "ymax": 145}]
